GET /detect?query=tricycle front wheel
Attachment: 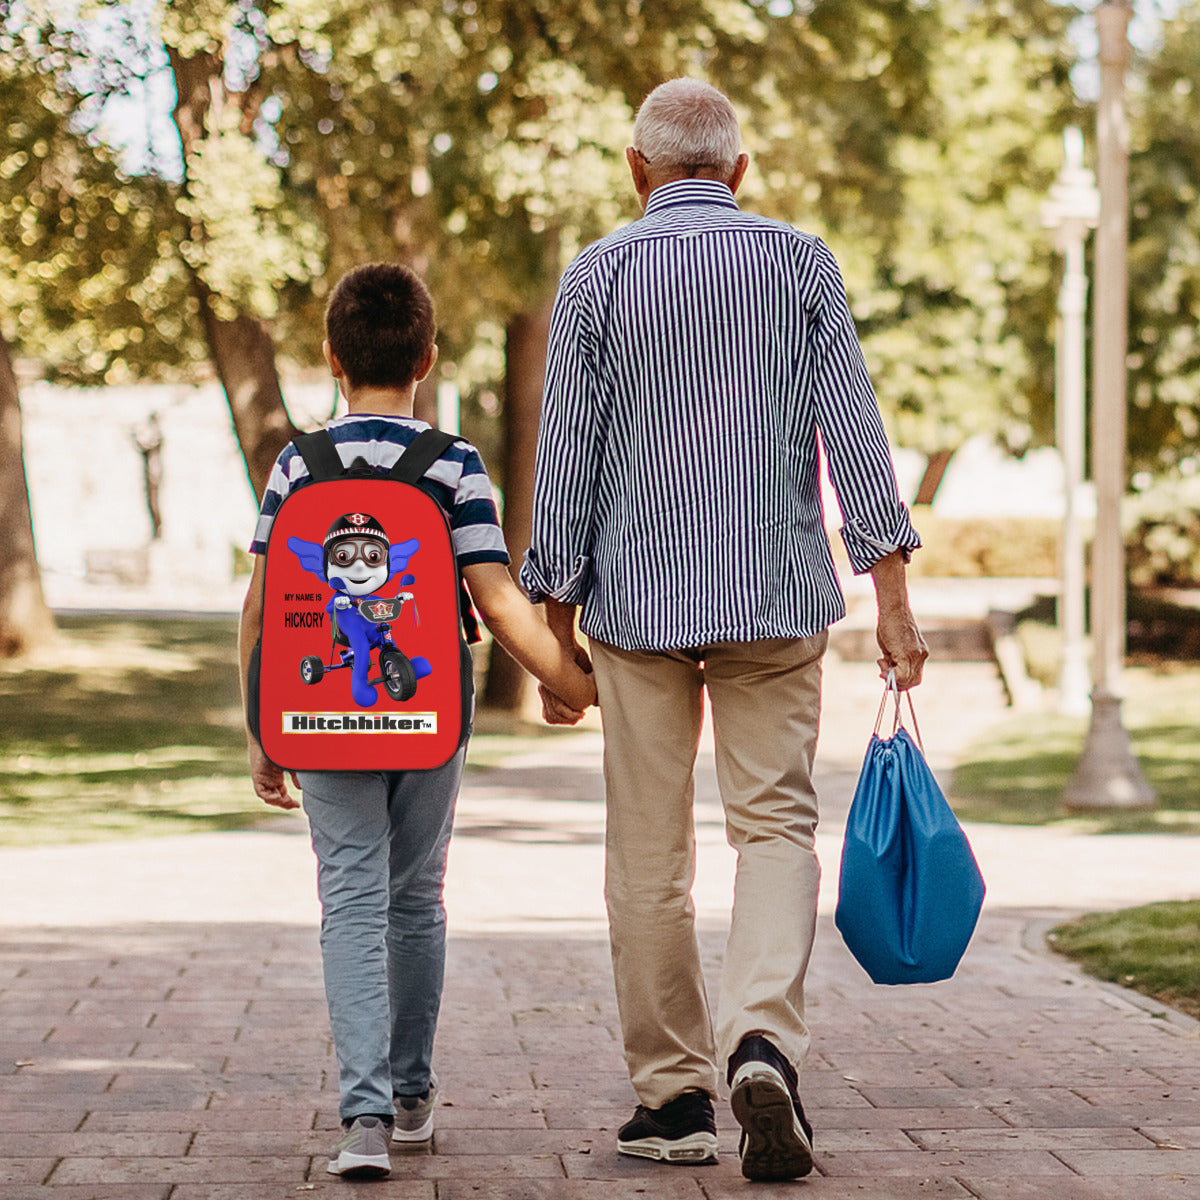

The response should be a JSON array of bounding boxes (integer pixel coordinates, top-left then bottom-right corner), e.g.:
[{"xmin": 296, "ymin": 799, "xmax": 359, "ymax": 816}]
[
  {"xmin": 300, "ymin": 655, "xmax": 324, "ymax": 685},
  {"xmin": 380, "ymin": 649, "xmax": 417, "ymax": 702}
]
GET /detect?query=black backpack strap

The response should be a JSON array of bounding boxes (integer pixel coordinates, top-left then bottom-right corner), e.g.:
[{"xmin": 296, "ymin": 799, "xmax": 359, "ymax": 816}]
[
  {"xmin": 390, "ymin": 429, "xmax": 483, "ymax": 646},
  {"xmin": 458, "ymin": 581, "xmax": 481, "ymax": 644},
  {"xmin": 389, "ymin": 428, "xmax": 462, "ymax": 484},
  {"xmin": 292, "ymin": 430, "xmax": 346, "ymax": 481}
]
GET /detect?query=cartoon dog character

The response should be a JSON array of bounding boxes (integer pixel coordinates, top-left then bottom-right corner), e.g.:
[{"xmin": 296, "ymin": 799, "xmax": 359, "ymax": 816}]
[{"xmin": 287, "ymin": 513, "xmax": 430, "ymax": 708}]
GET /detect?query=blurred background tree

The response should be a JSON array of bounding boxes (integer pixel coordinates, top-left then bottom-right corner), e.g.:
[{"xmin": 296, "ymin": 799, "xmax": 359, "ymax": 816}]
[
  {"xmin": 851, "ymin": 0, "xmax": 1081, "ymax": 499},
  {"xmin": 4, "ymin": 0, "xmax": 1200, "ymax": 679},
  {"xmin": 1127, "ymin": 0, "xmax": 1200, "ymax": 474},
  {"xmin": 1, "ymin": 0, "xmax": 192, "ymax": 654}
]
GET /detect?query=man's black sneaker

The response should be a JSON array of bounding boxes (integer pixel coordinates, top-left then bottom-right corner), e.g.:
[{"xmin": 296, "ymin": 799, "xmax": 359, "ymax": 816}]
[
  {"xmin": 727, "ymin": 1034, "xmax": 814, "ymax": 1181},
  {"xmin": 616, "ymin": 1089, "xmax": 719, "ymax": 1164}
]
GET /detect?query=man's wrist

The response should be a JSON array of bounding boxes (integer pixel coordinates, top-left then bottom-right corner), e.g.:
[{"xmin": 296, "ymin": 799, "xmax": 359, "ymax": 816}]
[{"xmin": 544, "ymin": 598, "xmax": 578, "ymax": 644}]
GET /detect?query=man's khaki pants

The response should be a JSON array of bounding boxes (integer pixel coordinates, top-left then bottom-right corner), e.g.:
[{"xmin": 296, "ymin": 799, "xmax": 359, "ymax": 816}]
[{"xmin": 591, "ymin": 631, "xmax": 827, "ymax": 1109}]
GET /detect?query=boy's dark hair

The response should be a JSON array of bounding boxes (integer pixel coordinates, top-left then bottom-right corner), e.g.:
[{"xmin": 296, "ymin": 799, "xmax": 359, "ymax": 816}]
[{"xmin": 325, "ymin": 263, "xmax": 436, "ymax": 390}]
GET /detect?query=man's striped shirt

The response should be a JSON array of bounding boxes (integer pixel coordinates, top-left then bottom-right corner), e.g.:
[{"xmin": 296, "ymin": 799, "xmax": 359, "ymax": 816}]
[
  {"xmin": 520, "ymin": 178, "xmax": 919, "ymax": 652},
  {"xmin": 250, "ymin": 414, "xmax": 508, "ymax": 567}
]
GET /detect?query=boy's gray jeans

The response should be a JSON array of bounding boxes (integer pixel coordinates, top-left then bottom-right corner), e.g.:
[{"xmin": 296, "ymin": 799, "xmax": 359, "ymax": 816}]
[{"xmin": 298, "ymin": 749, "xmax": 464, "ymax": 1121}]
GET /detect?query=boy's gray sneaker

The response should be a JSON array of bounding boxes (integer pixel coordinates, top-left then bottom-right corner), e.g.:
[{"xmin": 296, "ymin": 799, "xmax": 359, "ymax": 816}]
[
  {"xmin": 327, "ymin": 1115, "xmax": 392, "ymax": 1178},
  {"xmin": 393, "ymin": 1079, "xmax": 438, "ymax": 1143}
]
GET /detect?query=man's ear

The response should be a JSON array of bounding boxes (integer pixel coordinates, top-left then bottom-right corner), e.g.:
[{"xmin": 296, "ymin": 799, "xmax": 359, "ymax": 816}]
[
  {"xmin": 626, "ymin": 146, "xmax": 651, "ymax": 207},
  {"xmin": 728, "ymin": 152, "xmax": 750, "ymax": 196},
  {"xmin": 415, "ymin": 343, "xmax": 439, "ymax": 384}
]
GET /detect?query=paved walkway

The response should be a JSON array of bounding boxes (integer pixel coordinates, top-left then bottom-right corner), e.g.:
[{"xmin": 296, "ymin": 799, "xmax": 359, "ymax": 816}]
[{"xmin": 2, "ymin": 656, "xmax": 1199, "ymax": 1199}]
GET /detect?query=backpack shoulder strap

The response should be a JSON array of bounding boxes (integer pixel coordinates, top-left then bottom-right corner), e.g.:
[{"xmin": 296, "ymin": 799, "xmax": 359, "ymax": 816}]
[
  {"xmin": 389, "ymin": 429, "xmax": 483, "ymax": 647},
  {"xmin": 389, "ymin": 428, "xmax": 462, "ymax": 484},
  {"xmin": 292, "ymin": 430, "xmax": 345, "ymax": 481}
]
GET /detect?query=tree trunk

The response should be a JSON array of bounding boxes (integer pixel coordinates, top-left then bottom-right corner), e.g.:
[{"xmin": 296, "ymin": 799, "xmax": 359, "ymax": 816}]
[
  {"xmin": 167, "ymin": 44, "xmax": 298, "ymax": 501},
  {"xmin": 0, "ymin": 334, "xmax": 56, "ymax": 658},
  {"xmin": 196, "ymin": 291, "xmax": 299, "ymax": 499},
  {"xmin": 483, "ymin": 297, "xmax": 555, "ymax": 711},
  {"xmin": 913, "ymin": 447, "xmax": 955, "ymax": 507}
]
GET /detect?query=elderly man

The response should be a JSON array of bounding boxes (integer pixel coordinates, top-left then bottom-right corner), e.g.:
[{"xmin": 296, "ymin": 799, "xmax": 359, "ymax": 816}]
[{"xmin": 521, "ymin": 78, "xmax": 927, "ymax": 1182}]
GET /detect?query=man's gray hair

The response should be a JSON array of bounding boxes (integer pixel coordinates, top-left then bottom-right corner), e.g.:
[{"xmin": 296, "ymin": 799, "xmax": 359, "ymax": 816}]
[{"xmin": 633, "ymin": 79, "xmax": 741, "ymax": 175}]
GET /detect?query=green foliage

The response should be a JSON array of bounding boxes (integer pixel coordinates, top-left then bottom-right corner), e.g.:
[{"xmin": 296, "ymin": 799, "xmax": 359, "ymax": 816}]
[
  {"xmin": 851, "ymin": 0, "xmax": 1081, "ymax": 454},
  {"xmin": 1128, "ymin": 0, "xmax": 1200, "ymax": 471},
  {"xmin": 175, "ymin": 109, "xmax": 323, "ymax": 319},
  {"xmin": 1125, "ymin": 469, "xmax": 1200, "ymax": 588},
  {"xmin": 0, "ymin": 8, "xmax": 203, "ymax": 382},
  {"xmin": 1, "ymin": 0, "xmax": 1160, "ymax": 471},
  {"xmin": 1049, "ymin": 900, "xmax": 1200, "ymax": 1021}
]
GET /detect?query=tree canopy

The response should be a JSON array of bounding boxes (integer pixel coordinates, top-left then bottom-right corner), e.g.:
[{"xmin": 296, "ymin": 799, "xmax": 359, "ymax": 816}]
[
  {"xmin": 1127, "ymin": 0, "xmax": 1200, "ymax": 472},
  {"xmin": 0, "ymin": 1, "xmax": 200, "ymax": 382},
  {"xmin": 3, "ymin": 0, "xmax": 1198, "ymax": 472}
]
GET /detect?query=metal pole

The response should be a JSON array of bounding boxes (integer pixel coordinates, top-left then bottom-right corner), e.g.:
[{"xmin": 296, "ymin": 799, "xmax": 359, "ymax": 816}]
[
  {"xmin": 1054, "ymin": 130, "xmax": 1093, "ymax": 718},
  {"xmin": 1063, "ymin": 0, "xmax": 1154, "ymax": 810}
]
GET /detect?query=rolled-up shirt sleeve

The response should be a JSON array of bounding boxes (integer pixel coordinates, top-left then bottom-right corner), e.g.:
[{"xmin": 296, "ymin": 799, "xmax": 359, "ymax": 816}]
[
  {"xmin": 808, "ymin": 239, "xmax": 921, "ymax": 574},
  {"xmin": 520, "ymin": 282, "xmax": 599, "ymax": 604}
]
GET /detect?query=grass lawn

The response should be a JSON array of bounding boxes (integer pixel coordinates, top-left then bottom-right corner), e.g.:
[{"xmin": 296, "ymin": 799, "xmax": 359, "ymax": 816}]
[
  {"xmin": 948, "ymin": 664, "xmax": 1200, "ymax": 832},
  {"xmin": 0, "ymin": 614, "xmax": 581, "ymax": 846},
  {"xmin": 0, "ymin": 615, "xmax": 267, "ymax": 845},
  {"xmin": 1049, "ymin": 900, "xmax": 1200, "ymax": 1022}
]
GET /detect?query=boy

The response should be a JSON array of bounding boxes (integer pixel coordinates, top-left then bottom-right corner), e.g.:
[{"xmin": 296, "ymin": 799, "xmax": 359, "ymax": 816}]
[{"xmin": 238, "ymin": 263, "xmax": 596, "ymax": 1180}]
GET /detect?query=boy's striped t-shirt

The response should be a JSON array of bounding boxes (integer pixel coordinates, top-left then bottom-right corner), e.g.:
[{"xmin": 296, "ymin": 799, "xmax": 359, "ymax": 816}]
[{"xmin": 250, "ymin": 414, "xmax": 509, "ymax": 568}]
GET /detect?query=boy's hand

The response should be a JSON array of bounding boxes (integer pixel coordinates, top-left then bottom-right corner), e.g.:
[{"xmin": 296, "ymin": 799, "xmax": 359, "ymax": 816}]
[{"xmin": 249, "ymin": 741, "xmax": 301, "ymax": 809}]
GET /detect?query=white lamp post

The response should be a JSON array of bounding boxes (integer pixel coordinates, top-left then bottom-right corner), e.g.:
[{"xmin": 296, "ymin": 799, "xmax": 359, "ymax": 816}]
[
  {"xmin": 1042, "ymin": 127, "xmax": 1098, "ymax": 718},
  {"xmin": 1063, "ymin": 0, "xmax": 1154, "ymax": 811}
]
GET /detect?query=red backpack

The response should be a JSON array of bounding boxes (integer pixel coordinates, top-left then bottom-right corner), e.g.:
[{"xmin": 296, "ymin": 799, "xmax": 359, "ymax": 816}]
[{"xmin": 248, "ymin": 428, "xmax": 479, "ymax": 771}]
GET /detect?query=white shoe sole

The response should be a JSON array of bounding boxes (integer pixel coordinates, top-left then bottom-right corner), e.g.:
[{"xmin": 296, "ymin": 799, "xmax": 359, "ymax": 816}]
[
  {"xmin": 392, "ymin": 1112, "xmax": 434, "ymax": 1143},
  {"xmin": 730, "ymin": 1062, "xmax": 813, "ymax": 1181},
  {"xmin": 327, "ymin": 1151, "xmax": 391, "ymax": 1178},
  {"xmin": 617, "ymin": 1132, "xmax": 719, "ymax": 1163}
]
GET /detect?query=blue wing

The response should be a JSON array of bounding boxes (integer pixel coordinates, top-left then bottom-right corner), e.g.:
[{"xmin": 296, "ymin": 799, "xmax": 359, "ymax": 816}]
[
  {"xmin": 286, "ymin": 536, "xmax": 327, "ymax": 582},
  {"xmin": 390, "ymin": 538, "xmax": 420, "ymax": 576}
]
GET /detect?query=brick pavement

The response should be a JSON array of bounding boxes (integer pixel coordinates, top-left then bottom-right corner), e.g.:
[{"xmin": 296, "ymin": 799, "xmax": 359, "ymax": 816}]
[{"xmin": 2, "ymin": 658, "xmax": 1199, "ymax": 1198}]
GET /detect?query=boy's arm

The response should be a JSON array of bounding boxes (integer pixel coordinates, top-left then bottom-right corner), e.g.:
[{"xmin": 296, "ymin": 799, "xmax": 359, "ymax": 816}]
[
  {"xmin": 238, "ymin": 555, "xmax": 300, "ymax": 809},
  {"xmin": 462, "ymin": 562, "xmax": 597, "ymax": 714}
]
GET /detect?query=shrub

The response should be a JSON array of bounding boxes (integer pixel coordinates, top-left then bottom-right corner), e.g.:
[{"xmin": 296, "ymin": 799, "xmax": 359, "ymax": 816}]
[
  {"xmin": 1125, "ymin": 473, "xmax": 1200, "ymax": 588},
  {"xmin": 906, "ymin": 513, "xmax": 1060, "ymax": 578}
]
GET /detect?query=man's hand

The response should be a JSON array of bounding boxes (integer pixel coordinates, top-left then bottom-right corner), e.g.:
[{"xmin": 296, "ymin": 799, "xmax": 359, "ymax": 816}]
[
  {"xmin": 869, "ymin": 549, "xmax": 929, "ymax": 690},
  {"xmin": 249, "ymin": 741, "xmax": 301, "ymax": 810},
  {"xmin": 876, "ymin": 604, "xmax": 929, "ymax": 691}
]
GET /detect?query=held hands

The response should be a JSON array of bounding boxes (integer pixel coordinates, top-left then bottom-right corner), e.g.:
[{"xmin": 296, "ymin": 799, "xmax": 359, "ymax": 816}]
[
  {"xmin": 540, "ymin": 599, "xmax": 597, "ymax": 725},
  {"xmin": 540, "ymin": 648, "xmax": 596, "ymax": 725},
  {"xmin": 541, "ymin": 639, "xmax": 597, "ymax": 725},
  {"xmin": 539, "ymin": 682, "xmax": 589, "ymax": 725}
]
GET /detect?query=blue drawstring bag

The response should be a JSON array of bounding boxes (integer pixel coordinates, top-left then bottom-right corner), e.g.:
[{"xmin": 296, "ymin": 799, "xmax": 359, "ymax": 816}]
[{"xmin": 835, "ymin": 676, "xmax": 985, "ymax": 985}]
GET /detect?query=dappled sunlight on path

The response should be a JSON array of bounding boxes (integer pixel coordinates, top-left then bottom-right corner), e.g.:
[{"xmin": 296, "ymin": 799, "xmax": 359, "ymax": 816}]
[{"xmin": 2, "ymin": 655, "xmax": 1199, "ymax": 1196}]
